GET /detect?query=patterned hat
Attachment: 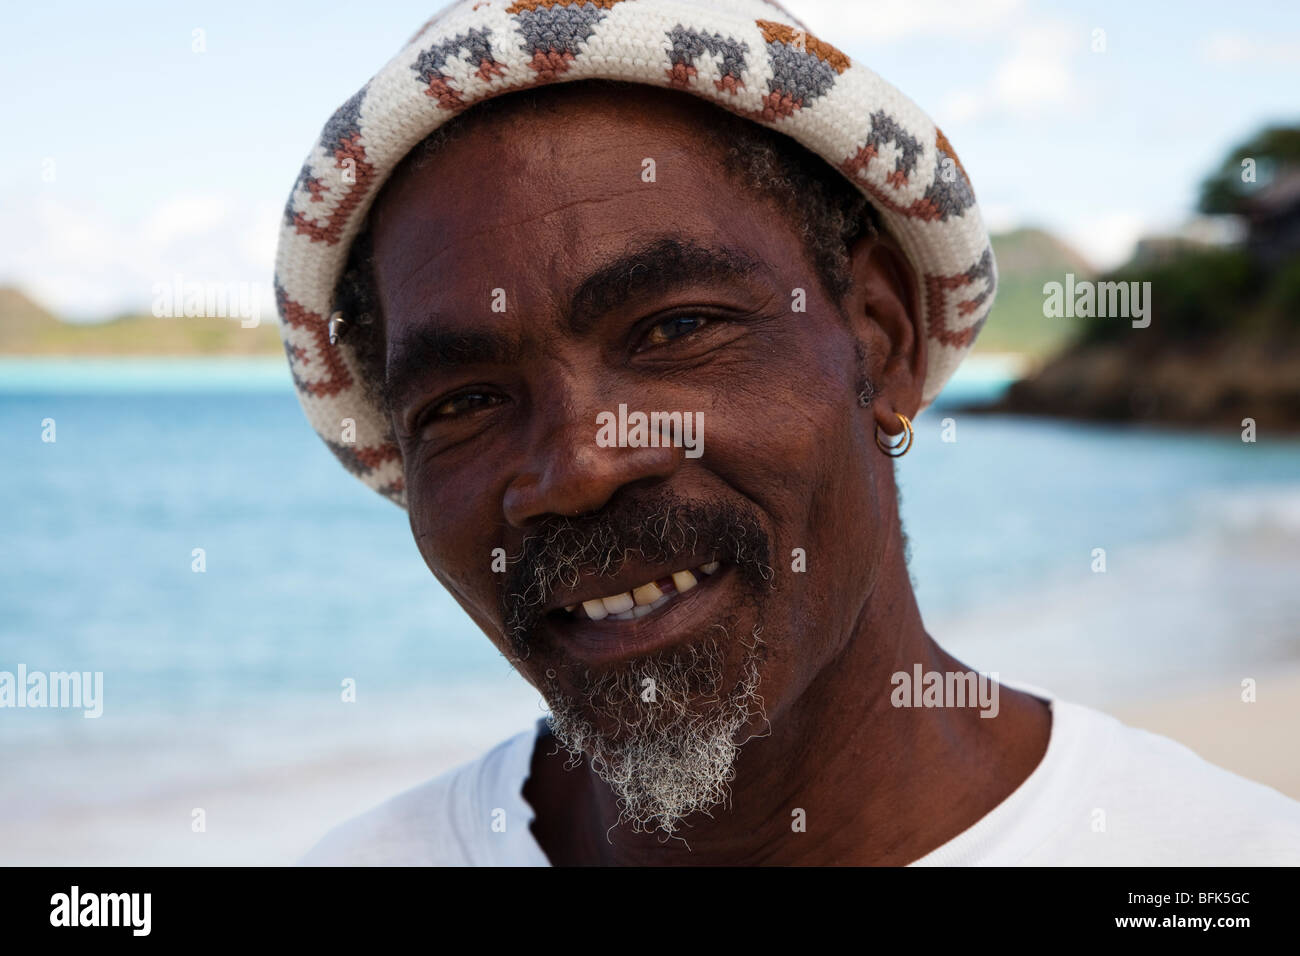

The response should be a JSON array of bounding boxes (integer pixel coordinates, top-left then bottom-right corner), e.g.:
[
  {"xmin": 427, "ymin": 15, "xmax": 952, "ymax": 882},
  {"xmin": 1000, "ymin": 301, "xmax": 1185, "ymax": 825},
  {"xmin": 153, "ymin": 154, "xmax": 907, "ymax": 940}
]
[{"xmin": 275, "ymin": 0, "xmax": 997, "ymax": 507}]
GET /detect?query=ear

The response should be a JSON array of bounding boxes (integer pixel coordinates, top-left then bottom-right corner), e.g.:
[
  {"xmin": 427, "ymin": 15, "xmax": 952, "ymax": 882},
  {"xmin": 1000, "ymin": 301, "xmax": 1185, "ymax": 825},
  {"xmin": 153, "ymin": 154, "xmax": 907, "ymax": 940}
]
[{"xmin": 843, "ymin": 230, "xmax": 926, "ymax": 438}]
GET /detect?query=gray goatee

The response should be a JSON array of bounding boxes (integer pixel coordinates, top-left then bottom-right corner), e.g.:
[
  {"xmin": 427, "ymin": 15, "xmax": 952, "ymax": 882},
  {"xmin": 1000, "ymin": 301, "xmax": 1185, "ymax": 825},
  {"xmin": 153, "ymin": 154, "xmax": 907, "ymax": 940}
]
[{"xmin": 542, "ymin": 627, "xmax": 767, "ymax": 839}]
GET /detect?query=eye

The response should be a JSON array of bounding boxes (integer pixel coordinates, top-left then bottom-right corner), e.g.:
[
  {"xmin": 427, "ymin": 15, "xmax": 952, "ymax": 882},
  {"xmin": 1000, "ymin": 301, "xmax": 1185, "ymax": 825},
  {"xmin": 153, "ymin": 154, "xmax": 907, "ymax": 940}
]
[
  {"xmin": 642, "ymin": 315, "xmax": 709, "ymax": 348},
  {"xmin": 427, "ymin": 390, "xmax": 504, "ymax": 421}
]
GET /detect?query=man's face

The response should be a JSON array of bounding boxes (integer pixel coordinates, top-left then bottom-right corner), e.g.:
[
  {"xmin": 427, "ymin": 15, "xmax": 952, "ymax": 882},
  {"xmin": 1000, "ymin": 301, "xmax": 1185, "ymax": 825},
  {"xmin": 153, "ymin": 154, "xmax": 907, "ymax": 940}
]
[{"xmin": 370, "ymin": 83, "xmax": 909, "ymax": 832}]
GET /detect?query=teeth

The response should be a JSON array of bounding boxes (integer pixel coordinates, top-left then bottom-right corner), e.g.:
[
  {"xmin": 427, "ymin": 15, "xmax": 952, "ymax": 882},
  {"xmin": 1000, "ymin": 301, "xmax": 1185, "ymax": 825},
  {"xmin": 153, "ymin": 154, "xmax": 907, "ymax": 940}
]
[
  {"xmin": 632, "ymin": 582, "xmax": 663, "ymax": 606},
  {"xmin": 570, "ymin": 562, "xmax": 721, "ymax": 620},
  {"xmin": 601, "ymin": 592, "xmax": 635, "ymax": 614},
  {"xmin": 606, "ymin": 592, "xmax": 674, "ymax": 621}
]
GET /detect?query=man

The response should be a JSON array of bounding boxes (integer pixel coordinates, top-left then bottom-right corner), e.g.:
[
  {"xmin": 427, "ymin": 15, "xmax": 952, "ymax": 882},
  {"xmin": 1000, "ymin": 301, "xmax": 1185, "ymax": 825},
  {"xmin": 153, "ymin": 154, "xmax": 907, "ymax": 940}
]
[{"xmin": 279, "ymin": 0, "xmax": 1300, "ymax": 865}]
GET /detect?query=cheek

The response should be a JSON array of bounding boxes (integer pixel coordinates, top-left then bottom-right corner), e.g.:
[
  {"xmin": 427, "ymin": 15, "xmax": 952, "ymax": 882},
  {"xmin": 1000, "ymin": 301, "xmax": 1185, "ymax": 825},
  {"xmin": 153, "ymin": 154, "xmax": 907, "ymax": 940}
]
[
  {"xmin": 712, "ymin": 324, "xmax": 887, "ymax": 664},
  {"xmin": 714, "ymin": 322, "xmax": 865, "ymax": 535},
  {"xmin": 405, "ymin": 479, "xmax": 499, "ymax": 618}
]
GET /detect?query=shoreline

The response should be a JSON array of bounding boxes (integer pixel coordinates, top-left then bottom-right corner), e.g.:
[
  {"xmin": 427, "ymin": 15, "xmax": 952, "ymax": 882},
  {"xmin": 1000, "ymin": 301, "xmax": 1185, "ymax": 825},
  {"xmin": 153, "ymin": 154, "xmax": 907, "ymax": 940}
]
[
  {"xmin": 976, "ymin": 340, "xmax": 1300, "ymax": 432},
  {"xmin": 956, "ymin": 403, "xmax": 1300, "ymax": 437}
]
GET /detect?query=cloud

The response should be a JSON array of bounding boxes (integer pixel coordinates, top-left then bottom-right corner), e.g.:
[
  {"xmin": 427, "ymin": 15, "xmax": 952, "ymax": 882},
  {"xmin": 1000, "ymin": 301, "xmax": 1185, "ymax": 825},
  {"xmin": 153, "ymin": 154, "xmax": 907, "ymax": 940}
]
[
  {"xmin": 940, "ymin": 89, "xmax": 987, "ymax": 124},
  {"xmin": 992, "ymin": 23, "xmax": 1076, "ymax": 113},
  {"xmin": 1063, "ymin": 212, "xmax": 1146, "ymax": 272},
  {"xmin": 1202, "ymin": 32, "xmax": 1300, "ymax": 65},
  {"xmin": 0, "ymin": 194, "xmax": 279, "ymax": 320},
  {"xmin": 142, "ymin": 196, "xmax": 230, "ymax": 246},
  {"xmin": 788, "ymin": 0, "xmax": 1024, "ymax": 44},
  {"xmin": 242, "ymin": 202, "xmax": 283, "ymax": 273},
  {"xmin": 935, "ymin": 19, "xmax": 1082, "ymax": 125},
  {"xmin": 979, "ymin": 202, "xmax": 1021, "ymax": 234}
]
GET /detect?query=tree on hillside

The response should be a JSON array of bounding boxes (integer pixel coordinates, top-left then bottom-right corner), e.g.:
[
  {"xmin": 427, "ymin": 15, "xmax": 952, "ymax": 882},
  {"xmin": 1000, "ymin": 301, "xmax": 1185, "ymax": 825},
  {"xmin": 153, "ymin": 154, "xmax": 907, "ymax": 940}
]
[{"xmin": 1198, "ymin": 125, "xmax": 1300, "ymax": 269}]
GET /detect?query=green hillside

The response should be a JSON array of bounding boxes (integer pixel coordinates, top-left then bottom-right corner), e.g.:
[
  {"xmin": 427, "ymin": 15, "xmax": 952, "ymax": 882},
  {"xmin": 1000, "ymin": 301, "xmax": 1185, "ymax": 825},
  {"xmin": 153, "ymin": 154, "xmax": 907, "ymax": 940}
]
[
  {"xmin": 0, "ymin": 287, "xmax": 284, "ymax": 356},
  {"xmin": 974, "ymin": 228, "xmax": 1095, "ymax": 357}
]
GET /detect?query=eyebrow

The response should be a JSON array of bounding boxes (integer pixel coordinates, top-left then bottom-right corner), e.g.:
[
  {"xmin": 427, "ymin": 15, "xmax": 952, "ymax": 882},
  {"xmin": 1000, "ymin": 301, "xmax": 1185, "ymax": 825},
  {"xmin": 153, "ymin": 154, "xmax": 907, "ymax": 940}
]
[
  {"xmin": 382, "ymin": 235, "xmax": 770, "ymax": 412},
  {"xmin": 566, "ymin": 235, "xmax": 769, "ymax": 336},
  {"xmin": 383, "ymin": 326, "xmax": 524, "ymax": 414}
]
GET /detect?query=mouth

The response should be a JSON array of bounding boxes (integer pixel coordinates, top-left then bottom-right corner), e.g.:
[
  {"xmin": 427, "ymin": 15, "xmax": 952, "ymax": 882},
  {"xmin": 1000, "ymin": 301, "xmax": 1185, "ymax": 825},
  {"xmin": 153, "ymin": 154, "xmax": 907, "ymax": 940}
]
[
  {"xmin": 558, "ymin": 559, "xmax": 722, "ymax": 621},
  {"xmin": 540, "ymin": 558, "xmax": 729, "ymax": 664}
]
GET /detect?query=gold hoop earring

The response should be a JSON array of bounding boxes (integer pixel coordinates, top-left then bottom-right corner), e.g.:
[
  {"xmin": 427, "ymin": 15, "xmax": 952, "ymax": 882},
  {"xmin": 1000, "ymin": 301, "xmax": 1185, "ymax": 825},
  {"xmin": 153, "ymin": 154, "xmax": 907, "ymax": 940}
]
[{"xmin": 875, "ymin": 412, "xmax": 913, "ymax": 457}]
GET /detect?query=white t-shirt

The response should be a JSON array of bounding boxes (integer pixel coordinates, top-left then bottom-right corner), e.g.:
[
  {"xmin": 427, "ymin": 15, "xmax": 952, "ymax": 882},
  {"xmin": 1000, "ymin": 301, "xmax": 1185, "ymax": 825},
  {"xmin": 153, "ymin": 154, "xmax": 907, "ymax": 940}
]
[{"xmin": 300, "ymin": 693, "xmax": 1300, "ymax": 866}]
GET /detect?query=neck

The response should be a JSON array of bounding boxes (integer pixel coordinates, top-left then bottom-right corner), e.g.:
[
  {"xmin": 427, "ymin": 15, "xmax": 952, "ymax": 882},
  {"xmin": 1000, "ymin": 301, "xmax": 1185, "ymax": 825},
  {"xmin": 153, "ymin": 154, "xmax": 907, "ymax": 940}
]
[{"xmin": 528, "ymin": 550, "xmax": 1051, "ymax": 866}]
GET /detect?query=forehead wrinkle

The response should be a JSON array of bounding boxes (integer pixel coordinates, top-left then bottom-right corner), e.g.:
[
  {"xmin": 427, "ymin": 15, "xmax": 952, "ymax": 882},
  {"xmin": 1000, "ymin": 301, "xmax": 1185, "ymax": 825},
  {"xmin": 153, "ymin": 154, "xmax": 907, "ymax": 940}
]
[{"xmin": 380, "ymin": 175, "xmax": 651, "ymax": 304}]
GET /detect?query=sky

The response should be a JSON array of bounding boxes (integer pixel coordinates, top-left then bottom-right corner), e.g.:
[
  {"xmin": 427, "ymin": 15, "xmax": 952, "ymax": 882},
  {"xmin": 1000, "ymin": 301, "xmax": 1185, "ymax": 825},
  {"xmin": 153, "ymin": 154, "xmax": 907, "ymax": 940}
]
[{"xmin": 1, "ymin": 0, "xmax": 1297, "ymax": 319}]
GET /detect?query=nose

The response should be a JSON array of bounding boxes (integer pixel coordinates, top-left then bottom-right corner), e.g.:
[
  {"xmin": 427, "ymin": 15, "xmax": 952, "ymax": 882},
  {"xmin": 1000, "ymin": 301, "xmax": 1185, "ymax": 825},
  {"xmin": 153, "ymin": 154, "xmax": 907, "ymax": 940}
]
[{"xmin": 502, "ymin": 397, "xmax": 682, "ymax": 527}]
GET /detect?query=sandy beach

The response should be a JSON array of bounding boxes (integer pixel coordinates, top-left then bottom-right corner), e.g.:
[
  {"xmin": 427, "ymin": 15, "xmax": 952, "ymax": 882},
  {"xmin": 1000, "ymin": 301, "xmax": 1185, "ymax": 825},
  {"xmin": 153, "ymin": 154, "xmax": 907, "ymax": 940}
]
[
  {"xmin": 1109, "ymin": 664, "xmax": 1300, "ymax": 801},
  {"xmin": 4, "ymin": 666, "xmax": 1296, "ymax": 866}
]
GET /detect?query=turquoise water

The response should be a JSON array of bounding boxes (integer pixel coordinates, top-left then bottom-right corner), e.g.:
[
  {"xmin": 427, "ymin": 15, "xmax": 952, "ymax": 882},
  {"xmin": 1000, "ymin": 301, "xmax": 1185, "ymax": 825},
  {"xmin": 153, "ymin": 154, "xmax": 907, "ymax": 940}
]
[
  {"xmin": 0, "ymin": 356, "xmax": 292, "ymax": 393},
  {"xmin": 2, "ymin": 357, "xmax": 1298, "ymax": 862},
  {"xmin": 3, "ymin": 356, "xmax": 1298, "ymax": 706}
]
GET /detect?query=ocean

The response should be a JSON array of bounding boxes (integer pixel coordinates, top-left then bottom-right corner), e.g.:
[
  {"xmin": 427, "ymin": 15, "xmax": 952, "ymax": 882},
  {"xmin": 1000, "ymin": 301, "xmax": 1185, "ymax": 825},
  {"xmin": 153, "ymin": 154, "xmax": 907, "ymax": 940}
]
[{"xmin": 3, "ymin": 356, "xmax": 1298, "ymax": 863}]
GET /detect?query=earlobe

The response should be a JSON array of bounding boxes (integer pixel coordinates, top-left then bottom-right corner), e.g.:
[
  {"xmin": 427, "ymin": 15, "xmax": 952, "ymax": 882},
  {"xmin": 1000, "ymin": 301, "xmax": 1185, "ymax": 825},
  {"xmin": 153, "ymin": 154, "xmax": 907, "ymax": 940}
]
[{"xmin": 874, "ymin": 411, "xmax": 914, "ymax": 457}]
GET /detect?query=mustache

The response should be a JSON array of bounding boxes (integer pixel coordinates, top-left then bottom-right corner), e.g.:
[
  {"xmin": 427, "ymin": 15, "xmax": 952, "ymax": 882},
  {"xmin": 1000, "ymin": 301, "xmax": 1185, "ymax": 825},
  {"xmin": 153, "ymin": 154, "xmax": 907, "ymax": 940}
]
[{"xmin": 500, "ymin": 490, "xmax": 773, "ymax": 652}]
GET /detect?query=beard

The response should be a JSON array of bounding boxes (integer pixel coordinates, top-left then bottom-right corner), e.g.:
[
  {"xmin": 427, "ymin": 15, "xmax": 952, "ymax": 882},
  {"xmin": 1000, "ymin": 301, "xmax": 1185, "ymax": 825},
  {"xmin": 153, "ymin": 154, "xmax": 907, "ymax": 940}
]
[
  {"xmin": 541, "ymin": 624, "xmax": 768, "ymax": 839},
  {"xmin": 498, "ymin": 489, "xmax": 774, "ymax": 838}
]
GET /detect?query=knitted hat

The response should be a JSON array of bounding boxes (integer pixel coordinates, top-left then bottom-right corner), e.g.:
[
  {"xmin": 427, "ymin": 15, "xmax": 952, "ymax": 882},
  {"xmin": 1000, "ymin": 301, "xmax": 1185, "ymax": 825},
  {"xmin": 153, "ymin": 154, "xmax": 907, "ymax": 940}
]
[{"xmin": 275, "ymin": 0, "xmax": 997, "ymax": 507}]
